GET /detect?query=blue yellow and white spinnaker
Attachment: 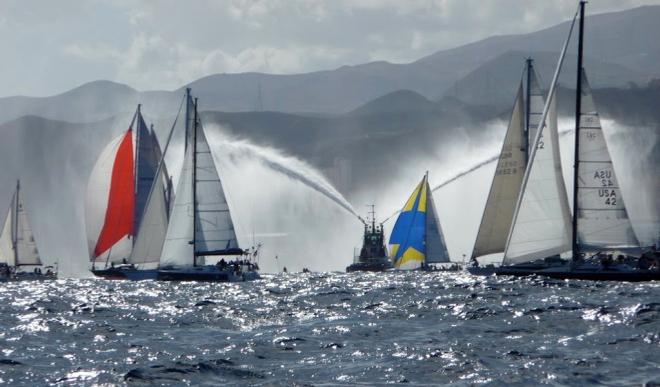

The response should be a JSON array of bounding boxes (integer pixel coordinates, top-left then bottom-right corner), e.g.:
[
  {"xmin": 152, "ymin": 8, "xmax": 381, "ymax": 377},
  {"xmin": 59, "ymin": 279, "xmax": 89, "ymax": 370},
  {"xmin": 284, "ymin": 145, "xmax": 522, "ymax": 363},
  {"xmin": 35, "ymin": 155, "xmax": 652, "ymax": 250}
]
[{"xmin": 389, "ymin": 172, "xmax": 450, "ymax": 270}]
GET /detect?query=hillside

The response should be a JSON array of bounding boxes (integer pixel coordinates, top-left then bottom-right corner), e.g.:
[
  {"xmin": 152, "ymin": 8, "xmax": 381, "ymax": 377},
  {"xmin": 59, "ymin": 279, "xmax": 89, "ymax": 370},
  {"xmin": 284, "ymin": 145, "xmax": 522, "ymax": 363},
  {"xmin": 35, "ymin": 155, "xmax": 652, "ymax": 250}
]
[{"xmin": 0, "ymin": 6, "xmax": 658, "ymax": 124}]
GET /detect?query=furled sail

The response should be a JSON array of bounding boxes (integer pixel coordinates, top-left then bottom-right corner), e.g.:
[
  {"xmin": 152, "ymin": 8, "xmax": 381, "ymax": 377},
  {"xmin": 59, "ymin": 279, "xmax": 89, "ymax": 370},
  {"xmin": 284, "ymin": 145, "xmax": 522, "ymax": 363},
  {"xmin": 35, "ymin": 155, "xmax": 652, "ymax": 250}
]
[
  {"xmin": 575, "ymin": 70, "xmax": 639, "ymax": 251},
  {"xmin": 389, "ymin": 173, "xmax": 449, "ymax": 269},
  {"xmin": 504, "ymin": 91, "xmax": 572, "ymax": 264},
  {"xmin": 0, "ymin": 182, "xmax": 42, "ymax": 266},
  {"xmin": 472, "ymin": 82, "xmax": 526, "ymax": 258}
]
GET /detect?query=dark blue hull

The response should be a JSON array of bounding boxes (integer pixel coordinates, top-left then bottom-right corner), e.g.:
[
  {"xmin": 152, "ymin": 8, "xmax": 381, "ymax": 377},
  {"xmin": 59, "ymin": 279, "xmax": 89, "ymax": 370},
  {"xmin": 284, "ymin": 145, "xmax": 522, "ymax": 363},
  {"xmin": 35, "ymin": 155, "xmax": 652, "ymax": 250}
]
[{"xmin": 157, "ymin": 266, "xmax": 260, "ymax": 282}]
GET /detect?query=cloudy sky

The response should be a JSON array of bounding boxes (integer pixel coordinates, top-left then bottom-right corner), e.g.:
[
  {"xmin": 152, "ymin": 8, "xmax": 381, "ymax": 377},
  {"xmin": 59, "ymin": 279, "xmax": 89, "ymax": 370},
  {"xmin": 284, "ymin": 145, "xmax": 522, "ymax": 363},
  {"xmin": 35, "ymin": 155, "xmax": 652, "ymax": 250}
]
[{"xmin": 2, "ymin": 0, "xmax": 657, "ymax": 97}]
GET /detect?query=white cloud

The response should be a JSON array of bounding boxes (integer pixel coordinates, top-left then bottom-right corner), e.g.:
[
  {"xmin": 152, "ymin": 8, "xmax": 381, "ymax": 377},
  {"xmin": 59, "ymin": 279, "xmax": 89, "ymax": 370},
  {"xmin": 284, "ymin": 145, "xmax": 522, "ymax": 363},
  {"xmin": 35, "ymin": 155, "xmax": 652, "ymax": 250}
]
[{"xmin": 0, "ymin": 0, "xmax": 658, "ymax": 96}]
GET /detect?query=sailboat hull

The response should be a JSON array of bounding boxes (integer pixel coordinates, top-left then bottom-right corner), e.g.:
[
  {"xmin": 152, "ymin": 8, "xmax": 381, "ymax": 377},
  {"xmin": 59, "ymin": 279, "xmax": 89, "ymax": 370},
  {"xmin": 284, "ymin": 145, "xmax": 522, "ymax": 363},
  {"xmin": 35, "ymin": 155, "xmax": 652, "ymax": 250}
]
[
  {"xmin": 346, "ymin": 261, "xmax": 393, "ymax": 273},
  {"xmin": 92, "ymin": 266, "xmax": 158, "ymax": 280},
  {"xmin": 7, "ymin": 272, "xmax": 56, "ymax": 281},
  {"xmin": 157, "ymin": 265, "xmax": 260, "ymax": 282},
  {"xmin": 495, "ymin": 263, "xmax": 660, "ymax": 282}
]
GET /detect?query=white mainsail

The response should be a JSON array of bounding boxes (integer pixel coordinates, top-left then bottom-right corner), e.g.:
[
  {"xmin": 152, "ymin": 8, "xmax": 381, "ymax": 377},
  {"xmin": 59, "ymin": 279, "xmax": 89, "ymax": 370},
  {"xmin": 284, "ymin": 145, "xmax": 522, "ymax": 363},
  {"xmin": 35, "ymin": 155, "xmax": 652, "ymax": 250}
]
[
  {"xmin": 472, "ymin": 82, "xmax": 525, "ymax": 258},
  {"xmin": 15, "ymin": 186, "xmax": 41, "ymax": 266},
  {"xmin": 504, "ymin": 91, "xmax": 572, "ymax": 264},
  {"xmin": 160, "ymin": 144, "xmax": 195, "ymax": 267},
  {"xmin": 0, "ymin": 202, "xmax": 13, "ymax": 265},
  {"xmin": 576, "ymin": 70, "xmax": 639, "ymax": 251},
  {"xmin": 160, "ymin": 95, "xmax": 240, "ymax": 267},
  {"xmin": 193, "ymin": 122, "xmax": 239, "ymax": 256},
  {"xmin": 0, "ymin": 182, "xmax": 42, "ymax": 266},
  {"xmin": 425, "ymin": 181, "xmax": 450, "ymax": 263},
  {"xmin": 527, "ymin": 68, "xmax": 545, "ymax": 148},
  {"xmin": 129, "ymin": 169, "xmax": 170, "ymax": 265}
]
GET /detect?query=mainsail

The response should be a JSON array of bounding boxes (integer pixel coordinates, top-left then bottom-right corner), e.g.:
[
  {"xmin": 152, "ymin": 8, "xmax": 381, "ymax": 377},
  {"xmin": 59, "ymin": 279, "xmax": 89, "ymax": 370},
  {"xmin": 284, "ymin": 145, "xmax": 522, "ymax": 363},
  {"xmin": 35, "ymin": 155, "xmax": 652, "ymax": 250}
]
[
  {"xmin": 389, "ymin": 173, "xmax": 450, "ymax": 269},
  {"xmin": 86, "ymin": 106, "xmax": 167, "ymax": 264},
  {"xmin": 503, "ymin": 90, "xmax": 573, "ymax": 264},
  {"xmin": 575, "ymin": 70, "xmax": 639, "ymax": 251},
  {"xmin": 160, "ymin": 92, "xmax": 240, "ymax": 267},
  {"xmin": 472, "ymin": 82, "xmax": 525, "ymax": 258},
  {"xmin": 0, "ymin": 181, "xmax": 42, "ymax": 266},
  {"xmin": 0, "ymin": 204, "xmax": 12, "ymax": 265},
  {"xmin": 193, "ymin": 121, "xmax": 240, "ymax": 256}
]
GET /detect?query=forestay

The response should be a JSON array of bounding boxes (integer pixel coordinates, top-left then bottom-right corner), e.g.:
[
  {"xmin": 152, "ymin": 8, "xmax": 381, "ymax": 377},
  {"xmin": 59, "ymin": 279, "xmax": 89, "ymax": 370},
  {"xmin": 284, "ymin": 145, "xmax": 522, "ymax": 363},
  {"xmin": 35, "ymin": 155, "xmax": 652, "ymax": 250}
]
[{"xmin": 504, "ymin": 92, "xmax": 572, "ymax": 264}]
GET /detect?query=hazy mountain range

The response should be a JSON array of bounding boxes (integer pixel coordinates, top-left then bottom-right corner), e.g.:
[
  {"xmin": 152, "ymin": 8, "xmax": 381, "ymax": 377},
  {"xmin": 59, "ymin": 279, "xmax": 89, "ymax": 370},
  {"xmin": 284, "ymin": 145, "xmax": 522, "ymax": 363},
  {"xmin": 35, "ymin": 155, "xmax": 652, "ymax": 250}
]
[{"xmin": 1, "ymin": 5, "xmax": 660, "ymax": 125}]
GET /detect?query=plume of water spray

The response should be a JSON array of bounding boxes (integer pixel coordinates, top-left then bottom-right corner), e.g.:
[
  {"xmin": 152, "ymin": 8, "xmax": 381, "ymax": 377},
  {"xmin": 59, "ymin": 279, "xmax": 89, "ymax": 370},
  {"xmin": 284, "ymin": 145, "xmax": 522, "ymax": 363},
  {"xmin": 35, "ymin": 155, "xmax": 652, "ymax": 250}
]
[{"xmin": 204, "ymin": 126, "xmax": 363, "ymax": 223}]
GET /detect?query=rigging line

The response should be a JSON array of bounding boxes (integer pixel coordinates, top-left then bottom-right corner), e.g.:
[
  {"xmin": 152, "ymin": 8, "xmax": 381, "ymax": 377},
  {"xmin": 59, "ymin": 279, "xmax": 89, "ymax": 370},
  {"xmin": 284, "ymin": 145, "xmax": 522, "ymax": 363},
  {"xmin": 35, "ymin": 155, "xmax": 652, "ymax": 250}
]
[
  {"xmin": 130, "ymin": 92, "xmax": 186, "ymax": 265},
  {"xmin": 503, "ymin": 4, "xmax": 580, "ymax": 265},
  {"xmin": 381, "ymin": 117, "xmax": 581, "ymax": 225}
]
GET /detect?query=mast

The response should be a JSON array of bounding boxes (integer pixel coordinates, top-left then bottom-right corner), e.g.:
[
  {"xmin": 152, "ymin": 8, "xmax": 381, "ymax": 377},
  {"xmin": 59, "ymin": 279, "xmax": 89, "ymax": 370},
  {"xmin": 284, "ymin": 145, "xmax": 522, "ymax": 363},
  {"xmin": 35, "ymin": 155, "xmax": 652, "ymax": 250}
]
[
  {"xmin": 572, "ymin": 1, "xmax": 586, "ymax": 260},
  {"xmin": 12, "ymin": 180, "xmax": 19, "ymax": 266},
  {"xmin": 133, "ymin": 104, "xmax": 142, "ymax": 243},
  {"xmin": 184, "ymin": 88, "xmax": 191, "ymax": 151},
  {"xmin": 192, "ymin": 97, "xmax": 199, "ymax": 267},
  {"xmin": 368, "ymin": 204, "xmax": 375, "ymax": 233},
  {"xmin": 524, "ymin": 58, "xmax": 533, "ymax": 163},
  {"xmin": 424, "ymin": 171, "xmax": 429, "ymax": 266}
]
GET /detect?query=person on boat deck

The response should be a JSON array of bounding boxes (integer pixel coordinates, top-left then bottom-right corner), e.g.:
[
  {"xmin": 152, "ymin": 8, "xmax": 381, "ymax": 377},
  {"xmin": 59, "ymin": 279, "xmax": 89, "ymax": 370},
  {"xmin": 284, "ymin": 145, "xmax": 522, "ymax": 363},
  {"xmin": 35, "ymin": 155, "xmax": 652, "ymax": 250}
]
[
  {"xmin": 122, "ymin": 258, "xmax": 128, "ymax": 265},
  {"xmin": 600, "ymin": 254, "xmax": 613, "ymax": 268},
  {"xmin": 110, "ymin": 262, "xmax": 115, "ymax": 268}
]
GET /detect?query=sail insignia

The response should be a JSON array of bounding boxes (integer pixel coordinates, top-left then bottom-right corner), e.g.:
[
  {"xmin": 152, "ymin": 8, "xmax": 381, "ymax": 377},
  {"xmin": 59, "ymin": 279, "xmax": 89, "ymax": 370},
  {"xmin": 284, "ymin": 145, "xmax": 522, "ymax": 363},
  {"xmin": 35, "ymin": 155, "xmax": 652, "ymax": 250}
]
[
  {"xmin": 575, "ymin": 70, "xmax": 639, "ymax": 251},
  {"xmin": 472, "ymin": 81, "xmax": 526, "ymax": 258}
]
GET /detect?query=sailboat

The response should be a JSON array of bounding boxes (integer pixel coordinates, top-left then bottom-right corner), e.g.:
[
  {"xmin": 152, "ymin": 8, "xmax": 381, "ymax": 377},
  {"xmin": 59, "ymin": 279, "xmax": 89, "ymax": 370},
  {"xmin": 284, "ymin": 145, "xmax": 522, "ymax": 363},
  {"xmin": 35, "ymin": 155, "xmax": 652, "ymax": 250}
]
[
  {"xmin": 157, "ymin": 89, "xmax": 260, "ymax": 282},
  {"xmin": 86, "ymin": 104, "xmax": 171, "ymax": 280},
  {"xmin": 0, "ymin": 181, "xmax": 56, "ymax": 280},
  {"xmin": 389, "ymin": 172, "xmax": 455, "ymax": 271},
  {"xmin": 493, "ymin": 1, "xmax": 659, "ymax": 281},
  {"xmin": 468, "ymin": 59, "xmax": 546, "ymax": 275}
]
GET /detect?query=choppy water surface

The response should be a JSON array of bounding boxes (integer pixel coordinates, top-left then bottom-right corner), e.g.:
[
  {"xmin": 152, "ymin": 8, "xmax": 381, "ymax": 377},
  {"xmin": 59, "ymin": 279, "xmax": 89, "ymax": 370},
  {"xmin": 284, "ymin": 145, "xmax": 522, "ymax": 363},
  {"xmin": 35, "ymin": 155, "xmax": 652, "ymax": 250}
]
[{"xmin": 0, "ymin": 273, "xmax": 658, "ymax": 385}]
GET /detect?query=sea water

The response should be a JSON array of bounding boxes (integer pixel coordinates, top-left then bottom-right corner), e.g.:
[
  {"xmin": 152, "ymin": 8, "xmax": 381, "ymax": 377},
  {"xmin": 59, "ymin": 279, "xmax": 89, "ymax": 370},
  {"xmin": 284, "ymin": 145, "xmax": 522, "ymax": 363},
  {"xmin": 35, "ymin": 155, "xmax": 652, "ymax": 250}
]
[{"xmin": 0, "ymin": 273, "xmax": 658, "ymax": 385}]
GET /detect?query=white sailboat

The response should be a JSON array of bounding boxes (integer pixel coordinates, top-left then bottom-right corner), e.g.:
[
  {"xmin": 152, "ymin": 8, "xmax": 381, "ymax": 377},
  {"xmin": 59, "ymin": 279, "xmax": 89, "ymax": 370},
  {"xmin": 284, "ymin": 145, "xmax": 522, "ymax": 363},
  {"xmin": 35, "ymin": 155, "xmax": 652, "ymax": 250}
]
[
  {"xmin": 86, "ymin": 105, "xmax": 171, "ymax": 280},
  {"xmin": 157, "ymin": 89, "xmax": 259, "ymax": 282},
  {"xmin": 493, "ymin": 1, "xmax": 658, "ymax": 281},
  {"xmin": 468, "ymin": 60, "xmax": 549, "ymax": 273},
  {"xmin": 0, "ymin": 181, "xmax": 55, "ymax": 280}
]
